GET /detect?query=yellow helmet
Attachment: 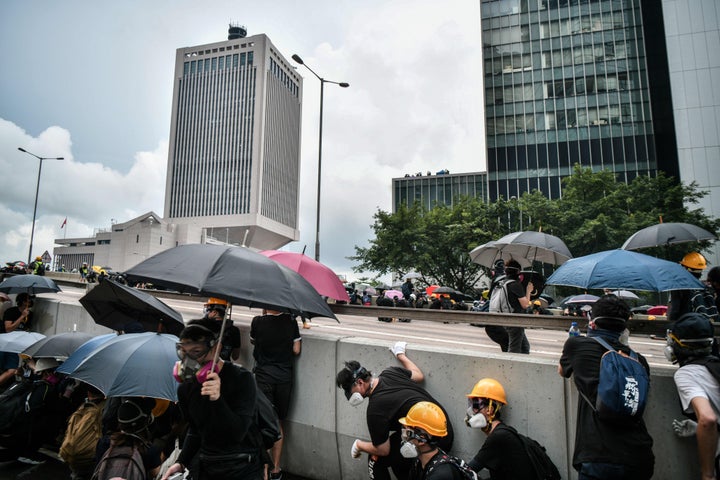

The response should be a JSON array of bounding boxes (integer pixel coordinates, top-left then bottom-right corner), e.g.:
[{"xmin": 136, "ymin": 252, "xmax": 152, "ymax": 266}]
[
  {"xmin": 680, "ymin": 252, "xmax": 707, "ymax": 272},
  {"xmin": 398, "ymin": 401, "xmax": 448, "ymax": 437},
  {"xmin": 206, "ymin": 297, "xmax": 228, "ymax": 307},
  {"xmin": 35, "ymin": 256, "xmax": 42, "ymax": 261},
  {"xmin": 466, "ymin": 378, "xmax": 507, "ymax": 405}
]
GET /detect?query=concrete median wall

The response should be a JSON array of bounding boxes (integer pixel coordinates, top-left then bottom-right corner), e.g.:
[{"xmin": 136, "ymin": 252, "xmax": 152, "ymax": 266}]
[{"xmin": 35, "ymin": 297, "xmax": 700, "ymax": 479}]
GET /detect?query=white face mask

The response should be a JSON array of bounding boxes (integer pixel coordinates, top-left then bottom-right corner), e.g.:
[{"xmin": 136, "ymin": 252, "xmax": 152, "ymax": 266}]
[
  {"xmin": 465, "ymin": 406, "xmax": 488, "ymax": 429},
  {"xmin": 400, "ymin": 441, "xmax": 419, "ymax": 458},
  {"xmin": 348, "ymin": 392, "xmax": 365, "ymax": 407},
  {"xmin": 619, "ymin": 328, "xmax": 630, "ymax": 346}
]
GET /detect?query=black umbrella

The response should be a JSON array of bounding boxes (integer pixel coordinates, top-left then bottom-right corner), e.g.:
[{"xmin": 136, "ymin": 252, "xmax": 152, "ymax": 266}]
[
  {"xmin": 0, "ymin": 274, "xmax": 61, "ymax": 294},
  {"xmin": 124, "ymin": 244, "xmax": 336, "ymax": 320},
  {"xmin": 79, "ymin": 279, "xmax": 186, "ymax": 335},
  {"xmin": 621, "ymin": 222, "xmax": 717, "ymax": 250},
  {"xmin": 21, "ymin": 332, "xmax": 95, "ymax": 360},
  {"xmin": 433, "ymin": 286, "xmax": 458, "ymax": 294}
]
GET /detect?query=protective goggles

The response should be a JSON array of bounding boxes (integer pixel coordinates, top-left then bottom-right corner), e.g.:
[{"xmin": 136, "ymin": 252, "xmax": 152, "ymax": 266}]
[
  {"xmin": 176, "ymin": 341, "xmax": 210, "ymax": 361},
  {"xmin": 467, "ymin": 397, "xmax": 490, "ymax": 411},
  {"xmin": 401, "ymin": 428, "xmax": 430, "ymax": 443}
]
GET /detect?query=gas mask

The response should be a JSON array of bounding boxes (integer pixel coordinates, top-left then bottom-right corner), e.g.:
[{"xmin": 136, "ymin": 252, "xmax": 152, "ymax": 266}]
[
  {"xmin": 400, "ymin": 441, "xmax": 420, "ymax": 458},
  {"xmin": 174, "ymin": 340, "xmax": 216, "ymax": 383},
  {"xmin": 348, "ymin": 392, "xmax": 365, "ymax": 407},
  {"xmin": 465, "ymin": 406, "xmax": 488, "ymax": 429}
]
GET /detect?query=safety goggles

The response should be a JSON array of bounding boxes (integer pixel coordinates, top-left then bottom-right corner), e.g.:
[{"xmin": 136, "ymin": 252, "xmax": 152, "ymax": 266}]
[
  {"xmin": 401, "ymin": 428, "xmax": 429, "ymax": 444},
  {"xmin": 467, "ymin": 397, "xmax": 489, "ymax": 411},
  {"xmin": 176, "ymin": 341, "xmax": 210, "ymax": 361}
]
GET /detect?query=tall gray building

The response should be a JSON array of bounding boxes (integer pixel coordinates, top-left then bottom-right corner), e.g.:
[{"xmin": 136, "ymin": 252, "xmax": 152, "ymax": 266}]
[
  {"xmin": 482, "ymin": 0, "xmax": 678, "ymax": 201},
  {"xmin": 164, "ymin": 26, "xmax": 302, "ymax": 250}
]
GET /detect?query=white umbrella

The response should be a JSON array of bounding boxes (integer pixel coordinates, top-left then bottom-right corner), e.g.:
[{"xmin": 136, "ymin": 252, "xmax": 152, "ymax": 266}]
[{"xmin": 610, "ymin": 289, "xmax": 640, "ymax": 300}]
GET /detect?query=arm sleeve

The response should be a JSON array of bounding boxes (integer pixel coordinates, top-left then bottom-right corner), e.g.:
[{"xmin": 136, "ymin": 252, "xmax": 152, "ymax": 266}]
[{"xmin": 204, "ymin": 366, "xmax": 257, "ymax": 443}]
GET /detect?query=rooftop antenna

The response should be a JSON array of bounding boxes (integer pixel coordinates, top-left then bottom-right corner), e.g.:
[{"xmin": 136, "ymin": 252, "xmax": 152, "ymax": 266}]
[{"xmin": 228, "ymin": 22, "xmax": 247, "ymax": 40}]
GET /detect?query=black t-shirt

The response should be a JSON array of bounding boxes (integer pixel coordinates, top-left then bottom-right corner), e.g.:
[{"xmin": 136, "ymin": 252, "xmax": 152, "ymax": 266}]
[
  {"xmin": 468, "ymin": 423, "xmax": 536, "ymax": 479},
  {"xmin": 219, "ymin": 319, "xmax": 241, "ymax": 361},
  {"xmin": 176, "ymin": 363, "xmax": 257, "ymax": 464},
  {"xmin": 250, "ymin": 313, "xmax": 300, "ymax": 384},
  {"xmin": 367, "ymin": 367, "xmax": 453, "ymax": 452},
  {"xmin": 504, "ymin": 279, "xmax": 526, "ymax": 313},
  {"xmin": 559, "ymin": 335, "xmax": 654, "ymax": 472},
  {"xmin": 3, "ymin": 306, "xmax": 32, "ymax": 331}
]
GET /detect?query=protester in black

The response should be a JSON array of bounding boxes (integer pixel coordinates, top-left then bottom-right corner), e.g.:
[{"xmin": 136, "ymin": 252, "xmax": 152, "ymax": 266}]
[
  {"xmin": 558, "ymin": 294, "xmax": 654, "ymax": 479},
  {"xmin": 251, "ymin": 309, "xmax": 302, "ymax": 480},
  {"xmin": 464, "ymin": 378, "xmax": 537, "ymax": 479},
  {"xmin": 3, "ymin": 293, "xmax": 33, "ymax": 333},
  {"xmin": 203, "ymin": 297, "xmax": 241, "ymax": 362},
  {"xmin": 162, "ymin": 319, "xmax": 261, "ymax": 480},
  {"xmin": 336, "ymin": 342, "xmax": 454, "ymax": 480}
]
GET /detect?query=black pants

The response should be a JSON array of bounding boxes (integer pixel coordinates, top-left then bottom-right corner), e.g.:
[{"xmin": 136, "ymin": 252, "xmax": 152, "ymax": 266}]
[{"xmin": 197, "ymin": 451, "xmax": 263, "ymax": 479}]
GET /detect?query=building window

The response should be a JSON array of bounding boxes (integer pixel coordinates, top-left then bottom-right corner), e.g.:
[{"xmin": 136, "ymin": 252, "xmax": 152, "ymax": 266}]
[
  {"xmin": 160, "ymin": 236, "xmax": 163, "ymax": 245},
  {"xmin": 136, "ymin": 234, "xmax": 139, "ymax": 243}
]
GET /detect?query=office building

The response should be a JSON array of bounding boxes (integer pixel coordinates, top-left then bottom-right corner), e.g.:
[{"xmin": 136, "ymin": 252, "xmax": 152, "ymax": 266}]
[
  {"xmin": 393, "ymin": 172, "xmax": 488, "ymax": 211},
  {"xmin": 481, "ymin": 0, "xmax": 679, "ymax": 201},
  {"xmin": 165, "ymin": 25, "xmax": 303, "ymax": 250}
]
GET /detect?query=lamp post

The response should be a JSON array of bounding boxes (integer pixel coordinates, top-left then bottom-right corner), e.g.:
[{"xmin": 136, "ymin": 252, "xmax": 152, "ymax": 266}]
[
  {"xmin": 18, "ymin": 147, "xmax": 64, "ymax": 264},
  {"xmin": 291, "ymin": 54, "xmax": 349, "ymax": 262}
]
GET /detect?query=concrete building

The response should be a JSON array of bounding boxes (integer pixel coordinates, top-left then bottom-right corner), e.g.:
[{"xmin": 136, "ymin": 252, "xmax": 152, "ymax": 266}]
[
  {"xmin": 164, "ymin": 25, "xmax": 303, "ymax": 250},
  {"xmin": 392, "ymin": 171, "xmax": 488, "ymax": 212}
]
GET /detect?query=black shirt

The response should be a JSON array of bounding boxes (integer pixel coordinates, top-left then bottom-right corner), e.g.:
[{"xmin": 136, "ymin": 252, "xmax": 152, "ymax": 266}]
[
  {"xmin": 250, "ymin": 313, "xmax": 301, "ymax": 384},
  {"xmin": 367, "ymin": 367, "xmax": 454, "ymax": 452},
  {"xmin": 410, "ymin": 450, "xmax": 467, "ymax": 480},
  {"xmin": 559, "ymin": 334, "xmax": 654, "ymax": 472},
  {"xmin": 468, "ymin": 423, "xmax": 536, "ymax": 479},
  {"xmin": 3, "ymin": 306, "xmax": 32, "ymax": 331}
]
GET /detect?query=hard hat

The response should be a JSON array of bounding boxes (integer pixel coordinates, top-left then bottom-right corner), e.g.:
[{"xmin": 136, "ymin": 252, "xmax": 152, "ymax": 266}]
[
  {"xmin": 206, "ymin": 297, "xmax": 228, "ymax": 307},
  {"xmin": 680, "ymin": 252, "xmax": 707, "ymax": 272},
  {"xmin": 466, "ymin": 378, "xmax": 507, "ymax": 405},
  {"xmin": 398, "ymin": 401, "xmax": 448, "ymax": 437},
  {"xmin": 35, "ymin": 256, "xmax": 42, "ymax": 261},
  {"xmin": 34, "ymin": 358, "xmax": 59, "ymax": 373}
]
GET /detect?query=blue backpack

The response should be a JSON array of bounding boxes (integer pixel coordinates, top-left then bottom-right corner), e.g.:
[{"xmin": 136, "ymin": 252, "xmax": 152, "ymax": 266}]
[{"xmin": 580, "ymin": 336, "xmax": 649, "ymax": 422}]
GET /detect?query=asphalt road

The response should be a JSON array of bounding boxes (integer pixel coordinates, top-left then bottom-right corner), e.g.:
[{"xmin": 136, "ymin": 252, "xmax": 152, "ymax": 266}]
[{"xmin": 53, "ymin": 285, "xmax": 673, "ymax": 370}]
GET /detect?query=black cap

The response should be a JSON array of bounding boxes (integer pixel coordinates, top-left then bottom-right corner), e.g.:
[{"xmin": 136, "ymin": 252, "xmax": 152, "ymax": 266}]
[{"xmin": 672, "ymin": 313, "xmax": 714, "ymax": 340}]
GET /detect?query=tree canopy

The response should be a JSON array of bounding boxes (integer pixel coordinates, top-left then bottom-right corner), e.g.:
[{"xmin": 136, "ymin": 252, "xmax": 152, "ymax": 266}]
[{"xmin": 350, "ymin": 166, "xmax": 719, "ymax": 294}]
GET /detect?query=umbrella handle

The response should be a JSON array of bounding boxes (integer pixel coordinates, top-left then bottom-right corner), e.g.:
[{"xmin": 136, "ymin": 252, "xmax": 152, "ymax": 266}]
[{"xmin": 211, "ymin": 304, "xmax": 230, "ymax": 372}]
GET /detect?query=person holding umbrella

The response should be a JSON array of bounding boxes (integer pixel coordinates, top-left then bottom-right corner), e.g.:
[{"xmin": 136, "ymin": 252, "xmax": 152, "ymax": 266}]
[
  {"xmin": 3, "ymin": 293, "xmax": 34, "ymax": 333},
  {"xmin": 163, "ymin": 319, "xmax": 262, "ymax": 480}
]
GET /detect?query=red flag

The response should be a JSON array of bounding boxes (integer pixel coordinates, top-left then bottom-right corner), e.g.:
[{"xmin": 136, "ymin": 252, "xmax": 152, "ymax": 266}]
[{"xmin": 61, "ymin": 217, "xmax": 67, "ymax": 229}]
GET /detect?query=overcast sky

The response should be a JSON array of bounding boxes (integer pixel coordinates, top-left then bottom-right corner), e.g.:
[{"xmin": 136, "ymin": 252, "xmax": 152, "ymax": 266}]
[{"xmin": 0, "ymin": 0, "xmax": 484, "ymax": 281}]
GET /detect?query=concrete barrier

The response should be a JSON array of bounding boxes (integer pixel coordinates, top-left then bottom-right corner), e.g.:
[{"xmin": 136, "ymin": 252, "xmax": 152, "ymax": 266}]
[{"xmin": 32, "ymin": 297, "xmax": 700, "ymax": 479}]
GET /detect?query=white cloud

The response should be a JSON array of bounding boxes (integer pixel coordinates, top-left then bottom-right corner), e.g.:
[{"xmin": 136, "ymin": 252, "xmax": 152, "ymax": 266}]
[{"xmin": 0, "ymin": 0, "xmax": 484, "ymax": 282}]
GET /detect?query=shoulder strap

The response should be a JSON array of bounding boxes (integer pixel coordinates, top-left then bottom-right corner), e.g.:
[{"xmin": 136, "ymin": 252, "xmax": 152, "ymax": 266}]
[{"xmin": 591, "ymin": 335, "xmax": 638, "ymax": 360}]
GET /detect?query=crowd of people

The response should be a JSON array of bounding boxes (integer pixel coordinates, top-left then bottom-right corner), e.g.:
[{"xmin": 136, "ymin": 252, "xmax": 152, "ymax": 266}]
[{"xmin": 0, "ymin": 249, "xmax": 719, "ymax": 479}]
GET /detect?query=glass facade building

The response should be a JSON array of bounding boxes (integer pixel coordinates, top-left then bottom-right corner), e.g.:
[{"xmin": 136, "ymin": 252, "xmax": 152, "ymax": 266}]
[
  {"xmin": 393, "ymin": 172, "xmax": 488, "ymax": 211},
  {"xmin": 482, "ymin": 0, "xmax": 677, "ymax": 200}
]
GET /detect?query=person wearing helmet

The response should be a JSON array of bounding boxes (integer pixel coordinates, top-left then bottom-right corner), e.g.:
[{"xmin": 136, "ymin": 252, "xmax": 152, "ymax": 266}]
[
  {"xmin": 336, "ymin": 342, "xmax": 454, "ymax": 480},
  {"xmin": 558, "ymin": 294, "xmax": 654, "ymax": 479},
  {"xmin": 464, "ymin": 378, "xmax": 537, "ymax": 478},
  {"xmin": 30, "ymin": 256, "xmax": 45, "ymax": 276},
  {"xmin": 398, "ymin": 401, "xmax": 472, "ymax": 479},
  {"xmin": 203, "ymin": 297, "xmax": 241, "ymax": 362},
  {"xmin": 665, "ymin": 312, "xmax": 720, "ymax": 479},
  {"xmin": 79, "ymin": 262, "xmax": 89, "ymax": 282},
  {"xmin": 668, "ymin": 252, "xmax": 713, "ymax": 322}
]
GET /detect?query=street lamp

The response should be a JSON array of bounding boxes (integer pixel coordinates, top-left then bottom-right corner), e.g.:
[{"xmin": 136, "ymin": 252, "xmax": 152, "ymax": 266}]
[
  {"xmin": 18, "ymin": 147, "xmax": 64, "ymax": 264},
  {"xmin": 291, "ymin": 54, "xmax": 349, "ymax": 262}
]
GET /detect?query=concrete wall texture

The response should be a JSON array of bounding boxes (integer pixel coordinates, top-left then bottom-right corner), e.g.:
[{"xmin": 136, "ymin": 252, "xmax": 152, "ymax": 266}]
[{"xmin": 35, "ymin": 297, "xmax": 700, "ymax": 479}]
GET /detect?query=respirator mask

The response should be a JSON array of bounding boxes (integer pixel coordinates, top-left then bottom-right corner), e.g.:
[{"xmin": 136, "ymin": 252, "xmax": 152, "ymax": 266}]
[
  {"xmin": 400, "ymin": 428, "xmax": 429, "ymax": 458},
  {"xmin": 348, "ymin": 392, "xmax": 365, "ymax": 407},
  {"xmin": 173, "ymin": 338, "xmax": 216, "ymax": 383},
  {"xmin": 465, "ymin": 406, "xmax": 488, "ymax": 429}
]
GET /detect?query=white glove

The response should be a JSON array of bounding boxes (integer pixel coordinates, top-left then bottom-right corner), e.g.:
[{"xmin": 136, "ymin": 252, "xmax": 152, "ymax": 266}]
[
  {"xmin": 672, "ymin": 418, "xmax": 698, "ymax": 437},
  {"xmin": 390, "ymin": 341, "xmax": 407, "ymax": 357},
  {"xmin": 351, "ymin": 439, "xmax": 361, "ymax": 458}
]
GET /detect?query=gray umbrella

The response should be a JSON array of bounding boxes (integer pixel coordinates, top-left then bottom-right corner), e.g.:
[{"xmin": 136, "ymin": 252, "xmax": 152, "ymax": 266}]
[
  {"xmin": 21, "ymin": 332, "xmax": 95, "ymax": 360},
  {"xmin": 0, "ymin": 274, "xmax": 61, "ymax": 294},
  {"xmin": 621, "ymin": 222, "xmax": 717, "ymax": 250},
  {"xmin": 124, "ymin": 244, "xmax": 336, "ymax": 320},
  {"xmin": 470, "ymin": 231, "xmax": 572, "ymax": 267}
]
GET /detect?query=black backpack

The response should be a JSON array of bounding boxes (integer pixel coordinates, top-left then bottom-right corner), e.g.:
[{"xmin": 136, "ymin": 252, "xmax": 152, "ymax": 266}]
[
  {"xmin": 424, "ymin": 450, "xmax": 478, "ymax": 479},
  {"xmin": 498, "ymin": 424, "xmax": 561, "ymax": 480},
  {"xmin": 0, "ymin": 380, "xmax": 32, "ymax": 434},
  {"xmin": 91, "ymin": 443, "xmax": 146, "ymax": 480}
]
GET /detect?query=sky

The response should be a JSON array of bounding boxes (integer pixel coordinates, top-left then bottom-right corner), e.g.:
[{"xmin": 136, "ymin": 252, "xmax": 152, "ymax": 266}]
[{"xmin": 0, "ymin": 0, "xmax": 485, "ymax": 281}]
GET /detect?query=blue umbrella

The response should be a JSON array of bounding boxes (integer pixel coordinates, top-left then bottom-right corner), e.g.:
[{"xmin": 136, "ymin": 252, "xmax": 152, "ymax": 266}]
[
  {"xmin": 546, "ymin": 249, "xmax": 705, "ymax": 292},
  {"xmin": 0, "ymin": 331, "xmax": 46, "ymax": 353},
  {"xmin": 56, "ymin": 333, "xmax": 117, "ymax": 375},
  {"xmin": 69, "ymin": 332, "xmax": 179, "ymax": 401}
]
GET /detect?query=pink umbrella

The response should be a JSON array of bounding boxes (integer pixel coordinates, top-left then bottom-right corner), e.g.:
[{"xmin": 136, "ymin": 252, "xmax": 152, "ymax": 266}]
[
  {"xmin": 383, "ymin": 290, "xmax": 404, "ymax": 301},
  {"xmin": 259, "ymin": 251, "xmax": 350, "ymax": 302}
]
